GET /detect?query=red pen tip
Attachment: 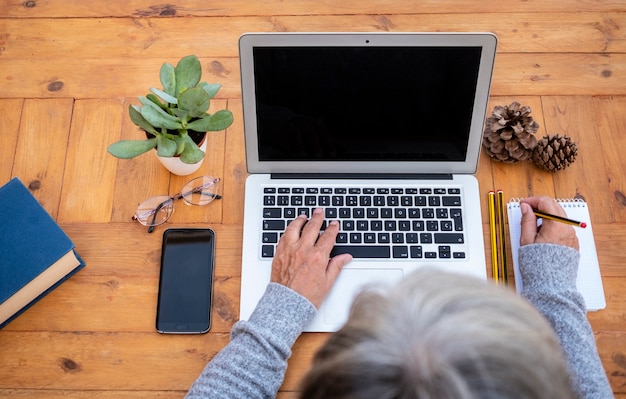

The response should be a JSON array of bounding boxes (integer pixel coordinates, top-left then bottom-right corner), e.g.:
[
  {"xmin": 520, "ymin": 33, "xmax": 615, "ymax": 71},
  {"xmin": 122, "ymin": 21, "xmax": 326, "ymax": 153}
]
[{"xmin": 581, "ymin": 222, "xmax": 587, "ymax": 228}]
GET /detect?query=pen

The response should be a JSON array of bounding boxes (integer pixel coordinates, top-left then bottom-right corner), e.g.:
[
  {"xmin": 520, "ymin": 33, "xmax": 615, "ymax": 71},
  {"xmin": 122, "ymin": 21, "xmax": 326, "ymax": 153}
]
[
  {"xmin": 533, "ymin": 209, "xmax": 587, "ymax": 228},
  {"xmin": 496, "ymin": 190, "xmax": 508, "ymax": 285},
  {"xmin": 488, "ymin": 191, "xmax": 499, "ymax": 282}
]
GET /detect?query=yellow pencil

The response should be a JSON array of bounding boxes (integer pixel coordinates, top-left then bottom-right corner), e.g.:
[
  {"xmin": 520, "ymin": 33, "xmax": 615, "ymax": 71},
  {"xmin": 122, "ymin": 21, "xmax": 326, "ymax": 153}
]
[
  {"xmin": 488, "ymin": 190, "xmax": 499, "ymax": 283},
  {"xmin": 532, "ymin": 209, "xmax": 587, "ymax": 228},
  {"xmin": 496, "ymin": 190, "xmax": 508, "ymax": 285}
]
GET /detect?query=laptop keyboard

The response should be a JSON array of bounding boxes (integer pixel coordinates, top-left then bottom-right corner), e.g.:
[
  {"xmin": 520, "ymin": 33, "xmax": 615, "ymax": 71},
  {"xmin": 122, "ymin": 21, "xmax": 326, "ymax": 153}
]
[{"xmin": 261, "ymin": 185, "xmax": 466, "ymax": 260}]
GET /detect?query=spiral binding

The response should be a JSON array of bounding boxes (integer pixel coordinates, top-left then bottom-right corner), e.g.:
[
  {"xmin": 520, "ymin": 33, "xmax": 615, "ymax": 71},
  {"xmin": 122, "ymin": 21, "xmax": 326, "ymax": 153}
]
[{"xmin": 507, "ymin": 197, "xmax": 587, "ymax": 208}]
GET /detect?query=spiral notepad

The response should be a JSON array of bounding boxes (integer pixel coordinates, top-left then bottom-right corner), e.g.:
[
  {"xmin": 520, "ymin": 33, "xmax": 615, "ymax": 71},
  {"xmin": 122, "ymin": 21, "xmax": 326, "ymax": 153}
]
[{"xmin": 507, "ymin": 199, "xmax": 606, "ymax": 311}]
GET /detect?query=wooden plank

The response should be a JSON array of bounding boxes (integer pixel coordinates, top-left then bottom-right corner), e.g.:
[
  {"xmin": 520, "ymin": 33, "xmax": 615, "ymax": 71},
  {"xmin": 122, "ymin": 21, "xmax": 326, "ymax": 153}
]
[
  {"xmin": 2, "ymin": 53, "xmax": 625, "ymax": 100},
  {"xmin": 0, "ymin": 99, "xmax": 23, "ymax": 183},
  {"xmin": 0, "ymin": 330, "xmax": 230, "ymax": 391},
  {"xmin": 0, "ymin": 57, "xmax": 240, "ymax": 100},
  {"xmin": 57, "ymin": 99, "xmax": 123, "ymax": 223},
  {"xmin": 3, "ymin": 0, "xmax": 625, "ymax": 18},
  {"xmin": 0, "ymin": 274, "xmax": 240, "ymax": 334},
  {"xmin": 593, "ymin": 224, "xmax": 626, "ymax": 278},
  {"xmin": 222, "ymin": 99, "xmax": 246, "ymax": 225},
  {"xmin": 11, "ymin": 98, "xmax": 74, "ymax": 219},
  {"xmin": 0, "ymin": 391, "xmax": 186, "ymax": 399},
  {"xmin": 541, "ymin": 96, "xmax": 614, "ymax": 223},
  {"xmin": 491, "ymin": 53, "xmax": 626, "ymax": 96},
  {"xmin": 110, "ymin": 99, "xmax": 172, "ymax": 223},
  {"xmin": 57, "ymin": 223, "xmax": 244, "ymax": 278},
  {"xmin": 593, "ymin": 96, "xmax": 626, "ymax": 223},
  {"xmin": 2, "ymin": 13, "xmax": 625, "ymax": 59}
]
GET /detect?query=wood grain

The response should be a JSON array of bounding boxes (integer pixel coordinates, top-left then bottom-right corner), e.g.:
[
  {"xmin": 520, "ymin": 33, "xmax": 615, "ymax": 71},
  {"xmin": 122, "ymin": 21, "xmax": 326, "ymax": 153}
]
[
  {"xmin": 2, "ymin": 0, "xmax": 625, "ymax": 18},
  {"xmin": 0, "ymin": 99, "xmax": 23, "ymax": 183},
  {"xmin": 1, "ymin": 1, "xmax": 625, "ymax": 397}
]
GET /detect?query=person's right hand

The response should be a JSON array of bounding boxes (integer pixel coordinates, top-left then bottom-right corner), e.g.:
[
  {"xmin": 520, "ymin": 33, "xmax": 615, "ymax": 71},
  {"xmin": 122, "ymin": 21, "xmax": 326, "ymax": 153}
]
[
  {"xmin": 520, "ymin": 196, "xmax": 579, "ymax": 250},
  {"xmin": 270, "ymin": 208, "xmax": 353, "ymax": 308}
]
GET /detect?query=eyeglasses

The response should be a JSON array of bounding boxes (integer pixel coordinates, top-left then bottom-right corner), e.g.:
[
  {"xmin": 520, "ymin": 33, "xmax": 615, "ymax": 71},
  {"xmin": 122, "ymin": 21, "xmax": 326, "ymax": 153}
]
[{"xmin": 132, "ymin": 176, "xmax": 222, "ymax": 233}]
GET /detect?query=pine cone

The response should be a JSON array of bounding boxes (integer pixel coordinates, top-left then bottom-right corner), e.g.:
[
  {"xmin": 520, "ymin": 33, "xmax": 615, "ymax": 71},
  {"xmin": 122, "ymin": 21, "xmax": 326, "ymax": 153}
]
[
  {"xmin": 482, "ymin": 102, "xmax": 540, "ymax": 163},
  {"xmin": 532, "ymin": 134, "xmax": 578, "ymax": 172}
]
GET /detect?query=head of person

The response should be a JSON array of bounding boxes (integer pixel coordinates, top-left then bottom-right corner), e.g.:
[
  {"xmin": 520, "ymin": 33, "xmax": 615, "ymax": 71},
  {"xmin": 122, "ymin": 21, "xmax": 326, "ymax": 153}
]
[{"xmin": 299, "ymin": 269, "xmax": 575, "ymax": 399}]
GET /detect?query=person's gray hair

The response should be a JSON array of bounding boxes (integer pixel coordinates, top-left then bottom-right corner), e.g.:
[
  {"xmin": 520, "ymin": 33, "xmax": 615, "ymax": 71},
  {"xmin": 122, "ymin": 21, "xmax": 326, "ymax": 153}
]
[{"xmin": 299, "ymin": 268, "xmax": 575, "ymax": 399}]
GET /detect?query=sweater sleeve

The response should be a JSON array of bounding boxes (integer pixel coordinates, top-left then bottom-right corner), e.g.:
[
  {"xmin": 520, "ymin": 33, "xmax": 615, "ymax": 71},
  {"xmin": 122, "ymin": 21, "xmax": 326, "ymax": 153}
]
[
  {"xmin": 519, "ymin": 243, "xmax": 613, "ymax": 399},
  {"xmin": 184, "ymin": 282, "xmax": 317, "ymax": 399}
]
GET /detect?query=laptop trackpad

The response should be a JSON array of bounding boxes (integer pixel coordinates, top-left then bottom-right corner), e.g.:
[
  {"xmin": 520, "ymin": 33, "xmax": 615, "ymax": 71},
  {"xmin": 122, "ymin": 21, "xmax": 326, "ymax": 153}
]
[{"xmin": 323, "ymin": 268, "xmax": 404, "ymax": 325}]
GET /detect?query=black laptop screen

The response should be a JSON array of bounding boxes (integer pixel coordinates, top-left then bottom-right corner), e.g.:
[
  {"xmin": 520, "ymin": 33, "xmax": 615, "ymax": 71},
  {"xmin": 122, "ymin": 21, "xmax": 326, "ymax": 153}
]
[{"xmin": 252, "ymin": 46, "xmax": 482, "ymax": 162}]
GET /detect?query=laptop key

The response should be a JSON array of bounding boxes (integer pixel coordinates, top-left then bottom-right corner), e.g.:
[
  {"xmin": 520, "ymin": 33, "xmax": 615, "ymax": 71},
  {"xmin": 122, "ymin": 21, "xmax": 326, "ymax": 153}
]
[
  {"xmin": 451, "ymin": 208, "xmax": 463, "ymax": 231},
  {"xmin": 261, "ymin": 245, "xmax": 275, "ymax": 258},
  {"xmin": 439, "ymin": 245, "xmax": 452, "ymax": 258},
  {"xmin": 262, "ymin": 232, "xmax": 278, "ymax": 243},
  {"xmin": 263, "ymin": 220, "xmax": 285, "ymax": 230},
  {"xmin": 336, "ymin": 233, "xmax": 348, "ymax": 243},
  {"xmin": 443, "ymin": 196, "xmax": 462, "ymax": 206},
  {"xmin": 434, "ymin": 233, "xmax": 464, "ymax": 244},
  {"xmin": 330, "ymin": 245, "xmax": 391, "ymax": 258},
  {"xmin": 393, "ymin": 246, "xmax": 409, "ymax": 258},
  {"xmin": 263, "ymin": 208, "xmax": 281, "ymax": 218},
  {"xmin": 325, "ymin": 208, "xmax": 338, "ymax": 218},
  {"xmin": 410, "ymin": 246, "xmax": 423, "ymax": 258}
]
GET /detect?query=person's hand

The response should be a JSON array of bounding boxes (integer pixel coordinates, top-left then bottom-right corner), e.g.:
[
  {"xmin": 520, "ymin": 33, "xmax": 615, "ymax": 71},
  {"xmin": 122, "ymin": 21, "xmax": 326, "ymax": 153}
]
[
  {"xmin": 271, "ymin": 208, "xmax": 353, "ymax": 308},
  {"xmin": 520, "ymin": 196, "xmax": 579, "ymax": 250}
]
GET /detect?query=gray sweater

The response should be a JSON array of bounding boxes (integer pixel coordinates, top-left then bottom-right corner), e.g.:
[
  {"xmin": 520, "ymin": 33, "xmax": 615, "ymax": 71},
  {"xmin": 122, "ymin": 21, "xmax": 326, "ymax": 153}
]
[{"xmin": 185, "ymin": 243, "xmax": 613, "ymax": 399}]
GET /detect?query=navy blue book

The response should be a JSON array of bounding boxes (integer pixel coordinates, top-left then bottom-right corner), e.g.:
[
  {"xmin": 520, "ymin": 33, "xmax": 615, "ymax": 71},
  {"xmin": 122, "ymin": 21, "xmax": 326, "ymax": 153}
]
[{"xmin": 0, "ymin": 177, "xmax": 85, "ymax": 329}]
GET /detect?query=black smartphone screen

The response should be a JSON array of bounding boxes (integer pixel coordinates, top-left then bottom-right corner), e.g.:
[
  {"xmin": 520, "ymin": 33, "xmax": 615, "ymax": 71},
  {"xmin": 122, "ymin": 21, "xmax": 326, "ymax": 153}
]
[{"xmin": 156, "ymin": 228, "xmax": 215, "ymax": 334}]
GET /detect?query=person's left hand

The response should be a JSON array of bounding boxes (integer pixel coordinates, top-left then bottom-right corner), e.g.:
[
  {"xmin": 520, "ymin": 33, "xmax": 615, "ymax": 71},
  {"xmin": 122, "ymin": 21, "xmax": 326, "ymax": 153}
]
[{"xmin": 271, "ymin": 208, "xmax": 353, "ymax": 308}]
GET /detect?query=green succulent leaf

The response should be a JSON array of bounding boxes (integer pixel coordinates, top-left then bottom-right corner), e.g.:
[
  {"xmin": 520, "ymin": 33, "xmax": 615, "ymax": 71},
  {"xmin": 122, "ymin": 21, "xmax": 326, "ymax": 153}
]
[
  {"xmin": 145, "ymin": 94, "xmax": 165, "ymax": 108},
  {"xmin": 175, "ymin": 55, "xmax": 202, "ymax": 95},
  {"xmin": 107, "ymin": 138, "xmax": 157, "ymax": 159},
  {"xmin": 156, "ymin": 134, "xmax": 177, "ymax": 157},
  {"xmin": 171, "ymin": 108, "xmax": 189, "ymax": 121},
  {"xmin": 179, "ymin": 134, "xmax": 205, "ymax": 164},
  {"xmin": 178, "ymin": 87, "xmax": 210, "ymax": 117},
  {"xmin": 173, "ymin": 134, "xmax": 186, "ymax": 155},
  {"xmin": 160, "ymin": 63, "xmax": 176, "ymax": 96},
  {"xmin": 150, "ymin": 87, "xmax": 178, "ymax": 105},
  {"xmin": 199, "ymin": 82, "xmax": 222, "ymax": 99},
  {"xmin": 141, "ymin": 105, "xmax": 183, "ymax": 130},
  {"xmin": 129, "ymin": 105, "xmax": 158, "ymax": 134},
  {"xmin": 187, "ymin": 109, "xmax": 234, "ymax": 132}
]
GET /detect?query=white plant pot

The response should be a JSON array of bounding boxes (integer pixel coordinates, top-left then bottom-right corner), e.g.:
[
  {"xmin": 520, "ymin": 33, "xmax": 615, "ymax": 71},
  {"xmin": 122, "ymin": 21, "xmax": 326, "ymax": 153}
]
[{"xmin": 156, "ymin": 135, "xmax": 207, "ymax": 176}]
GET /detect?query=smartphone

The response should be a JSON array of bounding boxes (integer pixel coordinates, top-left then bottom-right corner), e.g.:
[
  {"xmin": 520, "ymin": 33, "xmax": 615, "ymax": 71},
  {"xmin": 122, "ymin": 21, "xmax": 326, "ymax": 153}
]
[{"xmin": 156, "ymin": 228, "xmax": 215, "ymax": 334}]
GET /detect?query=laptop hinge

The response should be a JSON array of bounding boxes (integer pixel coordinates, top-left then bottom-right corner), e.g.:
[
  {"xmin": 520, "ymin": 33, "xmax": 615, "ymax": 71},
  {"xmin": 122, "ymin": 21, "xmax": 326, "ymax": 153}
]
[{"xmin": 270, "ymin": 173, "xmax": 453, "ymax": 180}]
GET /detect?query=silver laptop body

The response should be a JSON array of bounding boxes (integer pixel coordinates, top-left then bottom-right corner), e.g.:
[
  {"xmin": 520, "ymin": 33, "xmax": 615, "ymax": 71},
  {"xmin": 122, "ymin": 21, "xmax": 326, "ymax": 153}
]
[{"xmin": 239, "ymin": 32, "xmax": 496, "ymax": 332}]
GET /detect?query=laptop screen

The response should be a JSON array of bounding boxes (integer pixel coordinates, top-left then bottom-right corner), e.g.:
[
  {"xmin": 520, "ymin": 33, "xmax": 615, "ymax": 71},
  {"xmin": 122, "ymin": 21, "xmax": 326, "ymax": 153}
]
[
  {"xmin": 240, "ymin": 33, "xmax": 497, "ymax": 174},
  {"xmin": 253, "ymin": 46, "xmax": 481, "ymax": 162}
]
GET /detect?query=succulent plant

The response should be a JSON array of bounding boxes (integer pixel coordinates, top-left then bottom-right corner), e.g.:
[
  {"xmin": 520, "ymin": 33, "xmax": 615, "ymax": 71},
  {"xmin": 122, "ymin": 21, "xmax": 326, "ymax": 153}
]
[{"xmin": 108, "ymin": 55, "xmax": 233, "ymax": 164}]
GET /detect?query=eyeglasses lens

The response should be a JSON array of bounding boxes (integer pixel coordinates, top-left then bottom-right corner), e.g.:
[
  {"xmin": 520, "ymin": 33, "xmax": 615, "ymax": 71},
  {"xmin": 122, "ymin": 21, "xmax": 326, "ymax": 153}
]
[
  {"xmin": 134, "ymin": 196, "xmax": 174, "ymax": 226},
  {"xmin": 181, "ymin": 176, "xmax": 219, "ymax": 206}
]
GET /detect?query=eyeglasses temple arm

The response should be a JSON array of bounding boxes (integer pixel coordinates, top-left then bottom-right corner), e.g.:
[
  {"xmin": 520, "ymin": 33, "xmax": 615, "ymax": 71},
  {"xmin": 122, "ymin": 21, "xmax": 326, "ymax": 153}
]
[{"xmin": 147, "ymin": 198, "xmax": 171, "ymax": 233}]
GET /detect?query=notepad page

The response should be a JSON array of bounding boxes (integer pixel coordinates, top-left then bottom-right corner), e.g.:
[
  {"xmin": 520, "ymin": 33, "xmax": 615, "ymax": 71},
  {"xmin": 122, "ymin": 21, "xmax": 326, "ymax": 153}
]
[{"xmin": 507, "ymin": 199, "xmax": 606, "ymax": 311}]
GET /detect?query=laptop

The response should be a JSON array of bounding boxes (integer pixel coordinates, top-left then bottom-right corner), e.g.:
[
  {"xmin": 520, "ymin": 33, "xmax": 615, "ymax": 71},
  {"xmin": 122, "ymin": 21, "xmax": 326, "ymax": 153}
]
[{"xmin": 238, "ymin": 32, "xmax": 496, "ymax": 332}]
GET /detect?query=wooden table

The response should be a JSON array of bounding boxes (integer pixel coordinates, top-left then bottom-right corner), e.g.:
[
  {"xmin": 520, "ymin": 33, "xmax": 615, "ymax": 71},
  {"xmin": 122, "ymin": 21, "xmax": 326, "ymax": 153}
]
[{"xmin": 1, "ymin": 1, "xmax": 625, "ymax": 397}]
